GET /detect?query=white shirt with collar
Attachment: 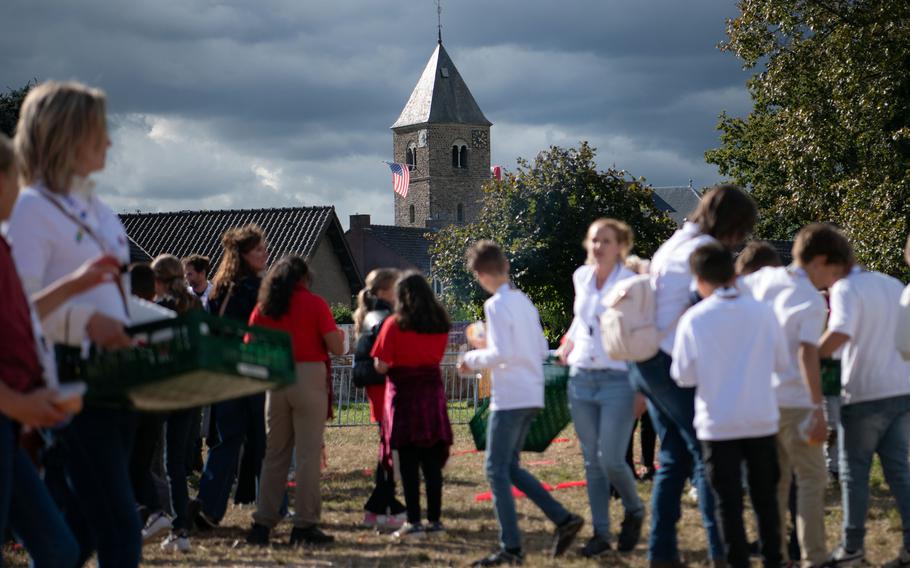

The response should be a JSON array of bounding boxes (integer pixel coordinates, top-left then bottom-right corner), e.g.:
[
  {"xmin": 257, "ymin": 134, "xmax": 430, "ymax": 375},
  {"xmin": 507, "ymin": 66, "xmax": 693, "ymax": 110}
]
[
  {"xmin": 566, "ymin": 262, "xmax": 635, "ymax": 370},
  {"xmin": 189, "ymin": 280, "xmax": 213, "ymax": 311},
  {"xmin": 7, "ymin": 183, "xmax": 131, "ymax": 346},
  {"xmin": 650, "ymin": 222, "xmax": 718, "ymax": 354},
  {"xmin": 740, "ymin": 265, "xmax": 827, "ymax": 409},
  {"xmin": 828, "ymin": 266, "xmax": 910, "ymax": 405},
  {"xmin": 463, "ymin": 283, "xmax": 549, "ymax": 411},
  {"xmin": 671, "ymin": 287, "xmax": 788, "ymax": 441}
]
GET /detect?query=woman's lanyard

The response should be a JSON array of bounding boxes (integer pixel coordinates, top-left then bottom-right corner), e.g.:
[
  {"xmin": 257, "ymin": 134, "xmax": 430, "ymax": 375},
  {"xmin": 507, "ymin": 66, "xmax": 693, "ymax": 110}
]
[{"xmin": 36, "ymin": 187, "xmax": 130, "ymax": 317}]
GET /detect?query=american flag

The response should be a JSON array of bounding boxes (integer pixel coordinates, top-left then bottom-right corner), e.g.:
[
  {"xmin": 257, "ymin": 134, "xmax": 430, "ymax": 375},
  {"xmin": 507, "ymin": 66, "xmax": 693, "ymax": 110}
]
[{"xmin": 384, "ymin": 161, "xmax": 410, "ymax": 198}]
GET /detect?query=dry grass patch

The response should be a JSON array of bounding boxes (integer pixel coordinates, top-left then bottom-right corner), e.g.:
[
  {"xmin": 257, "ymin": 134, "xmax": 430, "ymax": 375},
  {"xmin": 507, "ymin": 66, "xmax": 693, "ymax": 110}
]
[{"xmin": 4, "ymin": 425, "xmax": 905, "ymax": 566}]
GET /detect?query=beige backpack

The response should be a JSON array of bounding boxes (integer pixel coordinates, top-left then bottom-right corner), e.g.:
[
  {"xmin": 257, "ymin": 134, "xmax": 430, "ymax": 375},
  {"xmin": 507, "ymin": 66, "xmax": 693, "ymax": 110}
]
[{"xmin": 599, "ymin": 274, "xmax": 661, "ymax": 362}]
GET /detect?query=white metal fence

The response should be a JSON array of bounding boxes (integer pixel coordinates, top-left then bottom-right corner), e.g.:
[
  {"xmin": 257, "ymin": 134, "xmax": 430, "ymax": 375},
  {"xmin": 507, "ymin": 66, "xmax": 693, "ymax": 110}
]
[{"xmin": 328, "ymin": 322, "xmax": 478, "ymax": 427}]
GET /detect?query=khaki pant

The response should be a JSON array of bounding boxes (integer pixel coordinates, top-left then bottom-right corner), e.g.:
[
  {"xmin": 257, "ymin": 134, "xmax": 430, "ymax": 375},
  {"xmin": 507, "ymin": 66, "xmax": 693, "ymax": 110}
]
[
  {"xmin": 776, "ymin": 407, "xmax": 828, "ymax": 567},
  {"xmin": 253, "ymin": 362, "xmax": 328, "ymax": 529}
]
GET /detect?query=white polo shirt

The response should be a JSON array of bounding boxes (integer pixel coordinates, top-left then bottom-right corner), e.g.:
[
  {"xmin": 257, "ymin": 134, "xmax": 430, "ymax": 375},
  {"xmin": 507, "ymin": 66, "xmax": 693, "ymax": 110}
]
[
  {"xmin": 828, "ymin": 267, "xmax": 910, "ymax": 405},
  {"xmin": 671, "ymin": 288, "xmax": 788, "ymax": 441},
  {"xmin": 650, "ymin": 222, "xmax": 718, "ymax": 354},
  {"xmin": 741, "ymin": 266, "xmax": 826, "ymax": 409},
  {"xmin": 7, "ymin": 184, "xmax": 131, "ymax": 345},
  {"xmin": 463, "ymin": 283, "xmax": 549, "ymax": 411},
  {"xmin": 896, "ymin": 284, "xmax": 910, "ymax": 361},
  {"xmin": 565, "ymin": 263, "xmax": 635, "ymax": 370}
]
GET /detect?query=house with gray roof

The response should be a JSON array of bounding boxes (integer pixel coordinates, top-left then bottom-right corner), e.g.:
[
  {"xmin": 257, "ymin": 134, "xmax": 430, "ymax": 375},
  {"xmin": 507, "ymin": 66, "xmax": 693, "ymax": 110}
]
[
  {"xmin": 650, "ymin": 184, "xmax": 702, "ymax": 226},
  {"xmin": 120, "ymin": 207, "xmax": 362, "ymax": 305}
]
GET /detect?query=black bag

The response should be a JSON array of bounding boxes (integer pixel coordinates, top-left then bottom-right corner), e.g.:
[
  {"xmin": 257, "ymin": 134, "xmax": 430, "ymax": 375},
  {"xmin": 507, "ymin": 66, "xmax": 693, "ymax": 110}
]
[{"xmin": 352, "ymin": 309, "xmax": 389, "ymax": 388}]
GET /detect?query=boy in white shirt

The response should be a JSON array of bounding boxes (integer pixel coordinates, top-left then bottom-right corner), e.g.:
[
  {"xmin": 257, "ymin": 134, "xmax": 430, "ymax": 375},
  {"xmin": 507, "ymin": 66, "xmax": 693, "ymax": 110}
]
[
  {"xmin": 460, "ymin": 241, "xmax": 583, "ymax": 567},
  {"xmin": 818, "ymin": 229, "xmax": 910, "ymax": 568},
  {"xmin": 672, "ymin": 243, "xmax": 788, "ymax": 568},
  {"xmin": 740, "ymin": 224, "xmax": 849, "ymax": 567}
]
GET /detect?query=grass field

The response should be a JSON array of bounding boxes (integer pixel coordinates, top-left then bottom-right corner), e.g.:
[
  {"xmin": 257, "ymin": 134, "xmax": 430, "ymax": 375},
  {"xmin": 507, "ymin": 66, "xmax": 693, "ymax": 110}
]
[{"xmin": 4, "ymin": 424, "xmax": 906, "ymax": 567}]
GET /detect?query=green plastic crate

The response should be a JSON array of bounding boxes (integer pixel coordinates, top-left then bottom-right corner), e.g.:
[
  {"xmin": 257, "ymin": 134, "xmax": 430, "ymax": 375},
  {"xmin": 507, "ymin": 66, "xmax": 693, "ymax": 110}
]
[
  {"xmin": 469, "ymin": 363, "xmax": 571, "ymax": 453},
  {"xmin": 821, "ymin": 358, "xmax": 841, "ymax": 397},
  {"xmin": 63, "ymin": 311, "xmax": 295, "ymax": 411}
]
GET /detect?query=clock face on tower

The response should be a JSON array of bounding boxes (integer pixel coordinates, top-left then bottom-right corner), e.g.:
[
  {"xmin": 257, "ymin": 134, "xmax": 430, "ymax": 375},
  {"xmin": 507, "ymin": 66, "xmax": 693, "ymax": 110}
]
[{"xmin": 471, "ymin": 129, "xmax": 488, "ymax": 149}]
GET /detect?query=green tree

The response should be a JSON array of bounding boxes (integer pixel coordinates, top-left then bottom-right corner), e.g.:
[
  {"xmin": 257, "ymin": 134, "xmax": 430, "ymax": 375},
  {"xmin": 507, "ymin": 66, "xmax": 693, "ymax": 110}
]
[
  {"xmin": 430, "ymin": 142, "xmax": 675, "ymax": 343},
  {"xmin": 0, "ymin": 81, "xmax": 34, "ymax": 138},
  {"xmin": 706, "ymin": 0, "xmax": 910, "ymax": 277}
]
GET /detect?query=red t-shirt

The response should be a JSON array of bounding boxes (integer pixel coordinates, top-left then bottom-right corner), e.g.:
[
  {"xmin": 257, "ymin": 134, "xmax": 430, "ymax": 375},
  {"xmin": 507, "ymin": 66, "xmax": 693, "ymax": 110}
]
[
  {"xmin": 0, "ymin": 236, "xmax": 42, "ymax": 392},
  {"xmin": 370, "ymin": 317, "xmax": 448, "ymax": 368},
  {"xmin": 249, "ymin": 286, "xmax": 338, "ymax": 362}
]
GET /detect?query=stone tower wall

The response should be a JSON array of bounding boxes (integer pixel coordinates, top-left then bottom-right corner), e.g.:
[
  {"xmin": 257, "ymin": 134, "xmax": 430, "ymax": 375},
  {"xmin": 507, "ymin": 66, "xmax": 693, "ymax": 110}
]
[{"xmin": 392, "ymin": 123, "xmax": 490, "ymax": 228}]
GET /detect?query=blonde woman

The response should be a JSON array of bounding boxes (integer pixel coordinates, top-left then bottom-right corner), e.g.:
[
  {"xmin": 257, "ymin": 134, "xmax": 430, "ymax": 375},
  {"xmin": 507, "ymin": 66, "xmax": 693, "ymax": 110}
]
[
  {"xmin": 352, "ymin": 268, "xmax": 407, "ymax": 530},
  {"xmin": 7, "ymin": 81, "xmax": 140, "ymax": 567},
  {"xmin": 557, "ymin": 218, "xmax": 645, "ymax": 557}
]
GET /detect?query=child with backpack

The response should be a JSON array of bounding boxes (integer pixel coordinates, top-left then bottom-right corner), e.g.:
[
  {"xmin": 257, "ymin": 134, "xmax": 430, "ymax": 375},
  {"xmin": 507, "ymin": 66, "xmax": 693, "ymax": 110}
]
[
  {"xmin": 460, "ymin": 241, "xmax": 584, "ymax": 566},
  {"xmin": 672, "ymin": 243, "xmax": 787, "ymax": 568},
  {"xmin": 352, "ymin": 268, "xmax": 407, "ymax": 531}
]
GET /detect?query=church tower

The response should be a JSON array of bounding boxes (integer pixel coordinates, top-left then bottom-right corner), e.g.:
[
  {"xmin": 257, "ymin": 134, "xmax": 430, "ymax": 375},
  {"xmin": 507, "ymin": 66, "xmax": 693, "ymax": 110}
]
[{"xmin": 391, "ymin": 40, "xmax": 492, "ymax": 228}]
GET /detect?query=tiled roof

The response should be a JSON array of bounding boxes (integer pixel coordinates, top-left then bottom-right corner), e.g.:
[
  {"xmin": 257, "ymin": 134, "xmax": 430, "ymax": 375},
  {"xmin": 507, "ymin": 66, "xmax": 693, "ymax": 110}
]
[
  {"xmin": 651, "ymin": 186, "xmax": 702, "ymax": 226},
  {"xmin": 392, "ymin": 43, "xmax": 491, "ymax": 129},
  {"xmin": 128, "ymin": 237, "xmax": 152, "ymax": 264},
  {"xmin": 364, "ymin": 224, "xmax": 434, "ymax": 274},
  {"xmin": 119, "ymin": 207, "xmax": 362, "ymax": 290}
]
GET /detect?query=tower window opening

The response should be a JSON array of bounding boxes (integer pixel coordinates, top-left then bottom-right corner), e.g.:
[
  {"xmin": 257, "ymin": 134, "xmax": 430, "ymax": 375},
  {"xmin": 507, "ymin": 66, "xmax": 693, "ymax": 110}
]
[
  {"xmin": 457, "ymin": 203, "xmax": 464, "ymax": 223},
  {"xmin": 452, "ymin": 143, "xmax": 468, "ymax": 168},
  {"xmin": 409, "ymin": 204, "xmax": 415, "ymax": 224}
]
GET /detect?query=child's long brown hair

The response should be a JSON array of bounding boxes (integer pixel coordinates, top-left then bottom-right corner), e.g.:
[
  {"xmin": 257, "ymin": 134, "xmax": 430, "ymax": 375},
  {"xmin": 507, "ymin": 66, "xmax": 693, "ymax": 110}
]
[
  {"xmin": 210, "ymin": 224, "xmax": 265, "ymax": 301},
  {"xmin": 394, "ymin": 271, "xmax": 450, "ymax": 334}
]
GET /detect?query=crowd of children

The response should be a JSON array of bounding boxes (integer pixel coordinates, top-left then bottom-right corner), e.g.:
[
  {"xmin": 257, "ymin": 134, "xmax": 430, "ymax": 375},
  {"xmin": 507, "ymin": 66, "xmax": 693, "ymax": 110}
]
[{"xmin": 1, "ymin": 80, "xmax": 910, "ymax": 568}]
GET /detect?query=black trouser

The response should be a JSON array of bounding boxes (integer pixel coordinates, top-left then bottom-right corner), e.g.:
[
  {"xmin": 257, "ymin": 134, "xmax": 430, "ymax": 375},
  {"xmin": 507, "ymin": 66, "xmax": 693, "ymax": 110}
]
[
  {"xmin": 364, "ymin": 461, "xmax": 406, "ymax": 516},
  {"xmin": 130, "ymin": 412, "xmax": 165, "ymax": 515},
  {"xmin": 397, "ymin": 443, "xmax": 446, "ymax": 524},
  {"xmin": 703, "ymin": 435, "xmax": 781, "ymax": 568},
  {"xmin": 626, "ymin": 411, "xmax": 657, "ymax": 474}
]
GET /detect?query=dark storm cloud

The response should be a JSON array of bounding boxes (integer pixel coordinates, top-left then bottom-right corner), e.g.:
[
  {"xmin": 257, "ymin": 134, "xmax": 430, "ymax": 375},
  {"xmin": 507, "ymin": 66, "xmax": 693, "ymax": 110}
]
[{"xmin": 0, "ymin": 0, "xmax": 753, "ymax": 224}]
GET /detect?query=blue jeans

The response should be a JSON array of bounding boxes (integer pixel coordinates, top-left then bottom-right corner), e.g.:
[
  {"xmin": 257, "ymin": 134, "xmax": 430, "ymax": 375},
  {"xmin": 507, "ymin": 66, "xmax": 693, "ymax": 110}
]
[
  {"xmin": 485, "ymin": 407, "xmax": 571, "ymax": 551},
  {"xmin": 839, "ymin": 394, "xmax": 910, "ymax": 551},
  {"xmin": 630, "ymin": 350, "xmax": 724, "ymax": 561},
  {"xmin": 0, "ymin": 417, "xmax": 79, "ymax": 568},
  {"xmin": 197, "ymin": 393, "xmax": 265, "ymax": 523},
  {"xmin": 165, "ymin": 407, "xmax": 200, "ymax": 531},
  {"xmin": 568, "ymin": 367, "xmax": 644, "ymax": 537},
  {"xmin": 55, "ymin": 406, "xmax": 142, "ymax": 567}
]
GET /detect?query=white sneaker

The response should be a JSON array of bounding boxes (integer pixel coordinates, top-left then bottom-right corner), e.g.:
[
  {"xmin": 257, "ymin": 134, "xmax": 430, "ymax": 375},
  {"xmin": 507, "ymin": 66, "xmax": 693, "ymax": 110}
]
[
  {"xmin": 160, "ymin": 532, "xmax": 191, "ymax": 553},
  {"xmin": 884, "ymin": 548, "xmax": 910, "ymax": 568},
  {"xmin": 142, "ymin": 511, "xmax": 172, "ymax": 542},
  {"xmin": 392, "ymin": 522, "xmax": 425, "ymax": 542},
  {"xmin": 827, "ymin": 546, "xmax": 865, "ymax": 566}
]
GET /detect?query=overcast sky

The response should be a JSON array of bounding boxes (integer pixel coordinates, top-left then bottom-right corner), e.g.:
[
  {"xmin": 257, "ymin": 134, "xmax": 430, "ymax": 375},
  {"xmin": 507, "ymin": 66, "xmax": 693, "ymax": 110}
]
[{"xmin": 0, "ymin": 1, "xmax": 752, "ymax": 227}]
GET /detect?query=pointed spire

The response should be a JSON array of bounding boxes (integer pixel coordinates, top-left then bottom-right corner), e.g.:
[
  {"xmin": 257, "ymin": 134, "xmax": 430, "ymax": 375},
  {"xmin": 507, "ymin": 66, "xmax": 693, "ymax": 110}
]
[
  {"xmin": 392, "ymin": 43, "xmax": 491, "ymax": 129},
  {"xmin": 437, "ymin": 0, "xmax": 442, "ymax": 45}
]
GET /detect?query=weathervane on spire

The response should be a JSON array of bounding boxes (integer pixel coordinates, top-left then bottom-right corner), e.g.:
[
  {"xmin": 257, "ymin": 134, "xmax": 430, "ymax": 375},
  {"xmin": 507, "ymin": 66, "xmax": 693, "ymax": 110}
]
[{"xmin": 436, "ymin": 0, "xmax": 442, "ymax": 44}]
